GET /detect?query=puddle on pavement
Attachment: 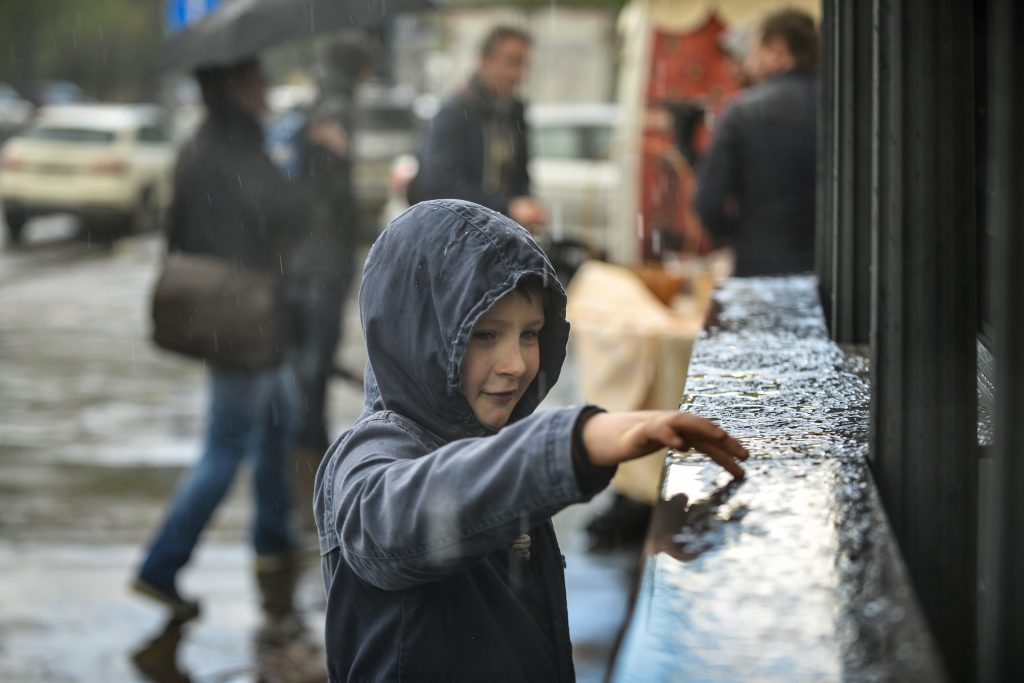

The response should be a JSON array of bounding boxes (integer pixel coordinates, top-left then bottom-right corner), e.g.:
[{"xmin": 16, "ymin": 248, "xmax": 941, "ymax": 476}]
[{"xmin": 0, "ymin": 236, "xmax": 331, "ymax": 683}]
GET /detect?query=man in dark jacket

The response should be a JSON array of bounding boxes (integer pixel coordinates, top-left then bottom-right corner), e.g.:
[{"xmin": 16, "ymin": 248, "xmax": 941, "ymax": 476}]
[
  {"xmin": 694, "ymin": 8, "xmax": 818, "ymax": 276},
  {"xmin": 416, "ymin": 26, "xmax": 547, "ymax": 233},
  {"xmin": 135, "ymin": 57, "xmax": 345, "ymax": 644}
]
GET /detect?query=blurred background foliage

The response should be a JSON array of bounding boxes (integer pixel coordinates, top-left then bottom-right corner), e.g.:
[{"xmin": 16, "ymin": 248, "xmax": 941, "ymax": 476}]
[
  {"xmin": 1, "ymin": 0, "xmax": 165, "ymax": 103},
  {"xmin": 0, "ymin": 0, "xmax": 628, "ymax": 103}
]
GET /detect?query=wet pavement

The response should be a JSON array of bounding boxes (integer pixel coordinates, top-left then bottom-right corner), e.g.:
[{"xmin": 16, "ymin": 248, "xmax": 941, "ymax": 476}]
[{"xmin": 0, "ymin": 218, "xmax": 636, "ymax": 682}]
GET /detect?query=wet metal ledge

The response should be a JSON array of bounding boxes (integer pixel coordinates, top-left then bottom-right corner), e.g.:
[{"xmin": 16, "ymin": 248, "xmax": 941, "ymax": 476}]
[{"xmin": 609, "ymin": 275, "xmax": 946, "ymax": 683}]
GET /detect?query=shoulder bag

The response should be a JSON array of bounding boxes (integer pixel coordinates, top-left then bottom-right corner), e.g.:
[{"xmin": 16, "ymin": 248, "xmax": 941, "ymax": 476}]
[{"xmin": 150, "ymin": 251, "xmax": 283, "ymax": 370}]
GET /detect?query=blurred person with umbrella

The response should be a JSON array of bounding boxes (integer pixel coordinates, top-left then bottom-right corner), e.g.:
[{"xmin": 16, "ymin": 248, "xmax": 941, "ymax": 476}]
[
  {"xmin": 134, "ymin": 55, "xmax": 348, "ymax": 644},
  {"xmin": 159, "ymin": 0, "xmax": 436, "ymax": 71},
  {"xmin": 135, "ymin": 0, "xmax": 437, "ymax": 645}
]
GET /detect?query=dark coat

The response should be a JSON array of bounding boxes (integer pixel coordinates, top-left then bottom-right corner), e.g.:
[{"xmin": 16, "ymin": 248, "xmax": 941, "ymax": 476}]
[
  {"xmin": 167, "ymin": 102, "xmax": 309, "ymax": 271},
  {"xmin": 416, "ymin": 78, "xmax": 531, "ymax": 215},
  {"xmin": 694, "ymin": 69, "xmax": 818, "ymax": 276},
  {"xmin": 291, "ymin": 82, "xmax": 360, "ymax": 283},
  {"xmin": 314, "ymin": 200, "xmax": 612, "ymax": 682}
]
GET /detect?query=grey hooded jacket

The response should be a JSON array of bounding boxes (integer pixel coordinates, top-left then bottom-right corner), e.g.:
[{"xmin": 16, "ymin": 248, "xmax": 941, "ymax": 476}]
[{"xmin": 314, "ymin": 200, "xmax": 613, "ymax": 682}]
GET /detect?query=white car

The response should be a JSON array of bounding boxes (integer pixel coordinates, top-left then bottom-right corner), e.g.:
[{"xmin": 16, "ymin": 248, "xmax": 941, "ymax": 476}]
[
  {"xmin": 528, "ymin": 102, "xmax": 620, "ymax": 248},
  {"xmin": 0, "ymin": 104, "xmax": 175, "ymax": 245}
]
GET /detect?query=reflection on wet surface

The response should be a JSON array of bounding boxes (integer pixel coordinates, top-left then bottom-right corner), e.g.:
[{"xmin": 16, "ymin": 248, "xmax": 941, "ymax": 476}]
[
  {"xmin": 131, "ymin": 617, "xmax": 192, "ymax": 682},
  {"xmin": 0, "ymin": 235, "xmax": 332, "ymax": 682},
  {"xmin": 611, "ymin": 276, "xmax": 945, "ymax": 682},
  {"xmin": 977, "ymin": 340, "xmax": 994, "ymax": 447}
]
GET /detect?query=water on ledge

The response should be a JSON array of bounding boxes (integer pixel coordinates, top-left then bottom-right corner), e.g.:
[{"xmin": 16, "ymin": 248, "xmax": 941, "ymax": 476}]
[{"xmin": 611, "ymin": 276, "xmax": 945, "ymax": 683}]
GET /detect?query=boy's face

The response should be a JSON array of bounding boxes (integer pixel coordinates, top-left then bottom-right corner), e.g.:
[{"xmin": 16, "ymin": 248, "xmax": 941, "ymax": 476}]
[{"xmin": 462, "ymin": 290, "xmax": 544, "ymax": 430}]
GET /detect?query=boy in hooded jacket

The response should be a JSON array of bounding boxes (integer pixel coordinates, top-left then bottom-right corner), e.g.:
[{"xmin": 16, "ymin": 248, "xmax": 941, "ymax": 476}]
[{"xmin": 314, "ymin": 199, "xmax": 748, "ymax": 681}]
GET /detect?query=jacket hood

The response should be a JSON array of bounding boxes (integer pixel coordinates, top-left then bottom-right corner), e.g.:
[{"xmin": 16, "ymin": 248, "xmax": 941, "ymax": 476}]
[{"xmin": 359, "ymin": 199, "xmax": 569, "ymax": 442}]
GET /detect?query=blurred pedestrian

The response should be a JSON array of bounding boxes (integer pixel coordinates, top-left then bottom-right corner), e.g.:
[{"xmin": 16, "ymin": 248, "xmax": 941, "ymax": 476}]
[
  {"xmin": 313, "ymin": 199, "xmax": 748, "ymax": 680},
  {"xmin": 413, "ymin": 26, "xmax": 547, "ymax": 233},
  {"xmin": 285, "ymin": 32, "xmax": 377, "ymax": 519},
  {"xmin": 133, "ymin": 56, "xmax": 346, "ymax": 644},
  {"xmin": 694, "ymin": 8, "xmax": 818, "ymax": 276}
]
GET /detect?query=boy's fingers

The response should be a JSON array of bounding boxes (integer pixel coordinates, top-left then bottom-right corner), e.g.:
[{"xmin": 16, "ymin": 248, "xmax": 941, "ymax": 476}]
[
  {"xmin": 670, "ymin": 415, "xmax": 748, "ymax": 479},
  {"xmin": 673, "ymin": 413, "xmax": 749, "ymax": 461},
  {"xmin": 623, "ymin": 412, "xmax": 748, "ymax": 477},
  {"xmin": 696, "ymin": 435, "xmax": 749, "ymax": 471},
  {"xmin": 698, "ymin": 441, "xmax": 746, "ymax": 478},
  {"xmin": 717, "ymin": 433, "xmax": 749, "ymax": 461}
]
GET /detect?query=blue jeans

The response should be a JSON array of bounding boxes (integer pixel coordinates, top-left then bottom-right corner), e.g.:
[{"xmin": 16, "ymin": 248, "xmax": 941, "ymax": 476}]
[{"xmin": 138, "ymin": 365, "xmax": 299, "ymax": 590}]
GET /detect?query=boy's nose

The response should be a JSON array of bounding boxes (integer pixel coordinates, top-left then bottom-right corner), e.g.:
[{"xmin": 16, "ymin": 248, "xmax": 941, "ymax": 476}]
[{"xmin": 496, "ymin": 346, "xmax": 527, "ymax": 376}]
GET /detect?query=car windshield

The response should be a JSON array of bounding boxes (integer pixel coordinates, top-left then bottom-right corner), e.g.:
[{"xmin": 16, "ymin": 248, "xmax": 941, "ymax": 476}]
[{"xmin": 22, "ymin": 126, "xmax": 116, "ymax": 143}]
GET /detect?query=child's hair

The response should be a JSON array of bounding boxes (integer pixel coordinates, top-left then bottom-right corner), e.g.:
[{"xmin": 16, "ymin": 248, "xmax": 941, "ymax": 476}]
[{"xmin": 508, "ymin": 276, "xmax": 548, "ymax": 308}]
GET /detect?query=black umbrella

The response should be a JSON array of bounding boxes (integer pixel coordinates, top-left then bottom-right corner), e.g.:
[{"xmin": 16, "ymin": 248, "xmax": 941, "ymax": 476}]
[{"xmin": 160, "ymin": 0, "xmax": 438, "ymax": 70}]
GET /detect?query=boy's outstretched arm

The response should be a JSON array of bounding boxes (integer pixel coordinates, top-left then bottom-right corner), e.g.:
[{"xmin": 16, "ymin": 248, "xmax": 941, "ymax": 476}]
[{"xmin": 581, "ymin": 411, "xmax": 749, "ymax": 478}]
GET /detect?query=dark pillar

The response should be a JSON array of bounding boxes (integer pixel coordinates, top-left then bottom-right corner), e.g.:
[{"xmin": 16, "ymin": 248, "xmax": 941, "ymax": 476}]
[
  {"xmin": 818, "ymin": 0, "xmax": 872, "ymax": 345},
  {"xmin": 869, "ymin": 0, "xmax": 978, "ymax": 680},
  {"xmin": 831, "ymin": 0, "xmax": 872, "ymax": 345},
  {"xmin": 985, "ymin": 0, "xmax": 1024, "ymax": 679},
  {"xmin": 816, "ymin": 0, "xmax": 836, "ymax": 321}
]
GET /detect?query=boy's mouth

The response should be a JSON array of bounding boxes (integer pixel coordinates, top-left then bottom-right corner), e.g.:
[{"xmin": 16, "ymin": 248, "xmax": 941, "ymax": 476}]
[{"xmin": 481, "ymin": 390, "xmax": 517, "ymax": 404}]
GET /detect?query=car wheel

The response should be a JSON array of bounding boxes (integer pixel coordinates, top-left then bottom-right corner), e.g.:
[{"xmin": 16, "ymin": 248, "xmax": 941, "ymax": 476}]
[
  {"xmin": 131, "ymin": 189, "xmax": 161, "ymax": 234},
  {"xmin": 4, "ymin": 209, "xmax": 26, "ymax": 247}
]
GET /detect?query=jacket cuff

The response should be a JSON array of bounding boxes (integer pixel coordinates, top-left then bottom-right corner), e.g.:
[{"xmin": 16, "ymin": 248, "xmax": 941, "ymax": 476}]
[{"xmin": 571, "ymin": 405, "xmax": 616, "ymax": 497}]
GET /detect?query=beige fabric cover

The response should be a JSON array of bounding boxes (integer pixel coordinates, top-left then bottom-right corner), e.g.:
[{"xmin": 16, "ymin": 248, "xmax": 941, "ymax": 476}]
[{"xmin": 566, "ymin": 261, "xmax": 704, "ymax": 504}]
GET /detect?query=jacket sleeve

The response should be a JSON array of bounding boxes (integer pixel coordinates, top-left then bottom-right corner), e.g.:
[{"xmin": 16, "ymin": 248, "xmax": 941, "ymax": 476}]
[
  {"xmin": 327, "ymin": 406, "xmax": 610, "ymax": 591},
  {"xmin": 419, "ymin": 102, "xmax": 512, "ymax": 214},
  {"xmin": 694, "ymin": 104, "xmax": 742, "ymax": 244}
]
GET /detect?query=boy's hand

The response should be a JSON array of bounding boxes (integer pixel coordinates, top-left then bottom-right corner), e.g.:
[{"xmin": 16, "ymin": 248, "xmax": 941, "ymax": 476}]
[{"xmin": 582, "ymin": 411, "xmax": 749, "ymax": 478}]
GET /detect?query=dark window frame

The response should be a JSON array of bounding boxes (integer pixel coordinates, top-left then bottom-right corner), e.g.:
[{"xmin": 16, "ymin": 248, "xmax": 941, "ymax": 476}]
[{"xmin": 822, "ymin": 1, "xmax": 982, "ymax": 679}]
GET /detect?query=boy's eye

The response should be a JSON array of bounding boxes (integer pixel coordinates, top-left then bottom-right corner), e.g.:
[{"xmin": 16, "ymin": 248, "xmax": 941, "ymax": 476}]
[
  {"xmin": 521, "ymin": 329, "xmax": 541, "ymax": 342},
  {"xmin": 471, "ymin": 330, "xmax": 497, "ymax": 342}
]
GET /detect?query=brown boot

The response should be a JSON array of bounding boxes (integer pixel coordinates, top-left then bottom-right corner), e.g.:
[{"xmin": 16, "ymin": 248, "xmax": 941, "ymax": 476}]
[{"xmin": 254, "ymin": 552, "xmax": 308, "ymax": 646}]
